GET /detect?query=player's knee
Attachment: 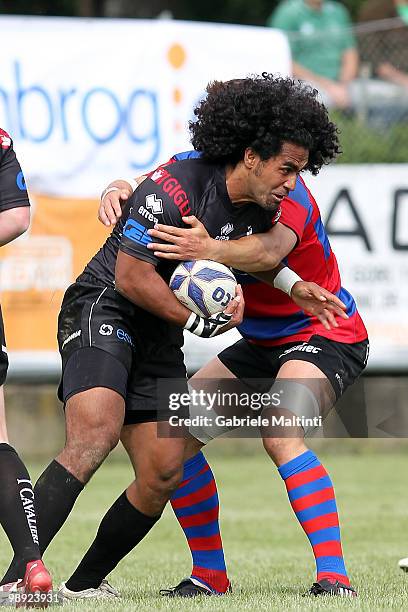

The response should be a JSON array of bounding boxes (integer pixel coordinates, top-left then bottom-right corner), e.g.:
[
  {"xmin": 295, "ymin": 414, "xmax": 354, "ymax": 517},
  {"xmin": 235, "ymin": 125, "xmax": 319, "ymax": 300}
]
[
  {"xmin": 262, "ymin": 436, "xmax": 306, "ymax": 464},
  {"xmin": 144, "ymin": 463, "xmax": 183, "ymax": 498}
]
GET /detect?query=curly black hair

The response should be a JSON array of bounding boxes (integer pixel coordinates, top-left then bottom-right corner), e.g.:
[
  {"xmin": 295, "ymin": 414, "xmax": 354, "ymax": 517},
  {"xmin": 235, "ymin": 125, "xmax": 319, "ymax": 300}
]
[{"xmin": 189, "ymin": 74, "xmax": 341, "ymax": 175}]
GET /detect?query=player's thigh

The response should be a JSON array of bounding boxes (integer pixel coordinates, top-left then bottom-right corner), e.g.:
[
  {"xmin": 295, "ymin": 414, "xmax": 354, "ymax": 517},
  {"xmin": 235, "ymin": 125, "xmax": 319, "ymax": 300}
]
[
  {"xmin": 276, "ymin": 358, "xmax": 336, "ymax": 417},
  {"xmin": 58, "ymin": 281, "xmax": 136, "ymax": 446},
  {"xmin": 188, "ymin": 340, "xmax": 277, "ymax": 444},
  {"xmin": 190, "ymin": 356, "xmax": 236, "ymax": 384},
  {"xmin": 121, "ymin": 421, "xmax": 186, "ymax": 483},
  {"xmin": 260, "ymin": 361, "xmax": 330, "ymax": 462}
]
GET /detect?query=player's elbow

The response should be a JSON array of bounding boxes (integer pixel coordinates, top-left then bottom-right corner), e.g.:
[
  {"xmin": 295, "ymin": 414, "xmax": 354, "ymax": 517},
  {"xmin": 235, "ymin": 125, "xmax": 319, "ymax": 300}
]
[
  {"xmin": 115, "ymin": 261, "xmax": 137, "ymax": 299},
  {"xmin": 115, "ymin": 251, "xmax": 156, "ymax": 301},
  {"xmin": 4, "ymin": 206, "xmax": 30, "ymax": 239}
]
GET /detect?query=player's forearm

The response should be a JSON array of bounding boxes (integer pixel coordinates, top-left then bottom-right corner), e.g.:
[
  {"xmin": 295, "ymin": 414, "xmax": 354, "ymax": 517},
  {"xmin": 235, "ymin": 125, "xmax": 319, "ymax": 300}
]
[
  {"xmin": 210, "ymin": 234, "xmax": 283, "ymax": 272},
  {"xmin": 0, "ymin": 206, "xmax": 30, "ymax": 247},
  {"xmin": 250, "ymin": 264, "xmax": 285, "ymax": 285},
  {"xmin": 115, "ymin": 257, "xmax": 191, "ymax": 326}
]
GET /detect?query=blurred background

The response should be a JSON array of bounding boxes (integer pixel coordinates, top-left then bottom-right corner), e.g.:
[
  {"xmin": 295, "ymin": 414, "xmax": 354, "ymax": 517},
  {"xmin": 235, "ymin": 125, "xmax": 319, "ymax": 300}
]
[{"xmin": 0, "ymin": 0, "xmax": 407, "ymax": 456}]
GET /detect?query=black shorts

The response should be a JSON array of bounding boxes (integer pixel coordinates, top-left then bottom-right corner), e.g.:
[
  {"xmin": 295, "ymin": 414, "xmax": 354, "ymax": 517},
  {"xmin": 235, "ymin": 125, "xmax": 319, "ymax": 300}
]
[
  {"xmin": 218, "ymin": 334, "xmax": 369, "ymax": 400},
  {"xmin": 0, "ymin": 306, "xmax": 8, "ymax": 386},
  {"xmin": 57, "ymin": 277, "xmax": 187, "ymax": 424}
]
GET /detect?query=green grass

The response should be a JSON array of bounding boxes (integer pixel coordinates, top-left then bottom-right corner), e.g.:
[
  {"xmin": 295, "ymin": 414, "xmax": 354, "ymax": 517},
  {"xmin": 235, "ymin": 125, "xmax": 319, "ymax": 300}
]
[{"xmin": 1, "ymin": 450, "xmax": 407, "ymax": 610}]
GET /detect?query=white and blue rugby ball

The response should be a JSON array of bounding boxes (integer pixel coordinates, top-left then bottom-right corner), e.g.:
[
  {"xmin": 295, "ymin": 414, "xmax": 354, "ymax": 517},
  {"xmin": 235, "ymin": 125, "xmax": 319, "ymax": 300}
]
[{"xmin": 169, "ymin": 260, "xmax": 237, "ymax": 318}]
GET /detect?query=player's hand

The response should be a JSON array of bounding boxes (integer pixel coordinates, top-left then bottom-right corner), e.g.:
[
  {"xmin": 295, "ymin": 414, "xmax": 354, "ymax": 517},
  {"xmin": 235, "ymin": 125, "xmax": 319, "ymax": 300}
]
[
  {"xmin": 214, "ymin": 284, "xmax": 244, "ymax": 335},
  {"xmin": 98, "ymin": 177, "xmax": 147, "ymax": 227},
  {"xmin": 291, "ymin": 281, "xmax": 348, "ymax": 331},
  {"xmin": 184, "ymin": 285, "xmax": 244, "ymax": 337},
  {"xmin": 147, "ymin": 216, "xmax": 216, "ymax": 260}
]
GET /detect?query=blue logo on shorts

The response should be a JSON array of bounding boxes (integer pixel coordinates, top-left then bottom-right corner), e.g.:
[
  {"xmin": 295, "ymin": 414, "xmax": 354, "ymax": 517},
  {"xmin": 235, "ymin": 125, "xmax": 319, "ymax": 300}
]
[{"xmin": 117, "ymin": 328, "xmax": 134, "ymax": 347}]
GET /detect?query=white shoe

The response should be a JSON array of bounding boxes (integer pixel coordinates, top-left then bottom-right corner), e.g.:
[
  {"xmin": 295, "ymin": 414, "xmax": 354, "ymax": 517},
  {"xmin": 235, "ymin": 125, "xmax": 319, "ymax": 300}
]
[
  {"xmin": 0, "ymin": 580, "xmax": 22, "ymax": 592},
  {"xmin": 0, "ymin": 581, "xmax": 23, "ymax": 606},
  {"xmin": 398, "ymin": 557, "xmax": 408, "ymax": 572},
  {"xmin": 58, "ymin": 579, "xmax": 120, "ymax": 600}
]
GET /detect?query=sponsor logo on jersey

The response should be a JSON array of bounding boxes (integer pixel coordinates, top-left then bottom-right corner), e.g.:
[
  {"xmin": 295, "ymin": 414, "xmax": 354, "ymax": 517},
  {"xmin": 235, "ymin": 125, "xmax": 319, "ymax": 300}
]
[
  {"xmin": 0, "ymin": 133, "xmax": 11, "ymax": 149},
  {"xmin": 279, "ymin": 343, "xmax": 322, "ymax": 358},
  {"xmin": 215, "ymin": 222, "xmax": 234, "ymax": 241},
  {"xmin": 138, "ymin": 205, "xmax": 158, "ymax": 224},
  {"xmin": 99, "ymin": 324, "xmax": 113, "ymax": 336},
  {"xmin": 150, "ymin": 168, "xmax": 166, "ymax": 182},
  {"xmin": 221, "ymin": 223, "xmax": 234, "ymax": 235},
  {"xmin": 123, "ymin": 218, "xmax": 151, "ymax": 246},
  {"xmin": 145, "ymin": 193, "xmax": 163, "ymax": 215},
  {"xmin": 149, "ymin": 166, "xmax": 191, "ymax": 216},
  {"xmin": 61, "ymin": 329, "xmax": 81, "ymax": 350},
  {"xmin": 247, "ymin": 225, "xmax": 253, "ymax": 236}
]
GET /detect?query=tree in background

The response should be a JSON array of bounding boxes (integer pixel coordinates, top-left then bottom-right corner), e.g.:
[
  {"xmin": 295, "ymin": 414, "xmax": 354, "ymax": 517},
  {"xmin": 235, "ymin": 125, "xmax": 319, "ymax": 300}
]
[{"xmin": 0, "ymin": 0, "xmax": 367, "ymax": 23}]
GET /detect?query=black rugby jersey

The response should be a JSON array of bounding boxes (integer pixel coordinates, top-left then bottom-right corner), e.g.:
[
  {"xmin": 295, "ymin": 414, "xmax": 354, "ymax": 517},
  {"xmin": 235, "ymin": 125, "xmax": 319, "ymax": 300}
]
[
  {"xmin": 82, "ymin": 157, "xmax": 280, "ymax": 286},
  {"xmin": 0, "ymin": 129, "xmax": 30, "ymax": 212}
]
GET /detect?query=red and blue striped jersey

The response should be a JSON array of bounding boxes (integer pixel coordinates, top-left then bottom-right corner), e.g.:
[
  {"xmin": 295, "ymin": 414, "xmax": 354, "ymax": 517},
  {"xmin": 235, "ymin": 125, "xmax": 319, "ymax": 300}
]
[{"xmin": 236, "ymin": 176, "xmax": 367, "ymax": 346}]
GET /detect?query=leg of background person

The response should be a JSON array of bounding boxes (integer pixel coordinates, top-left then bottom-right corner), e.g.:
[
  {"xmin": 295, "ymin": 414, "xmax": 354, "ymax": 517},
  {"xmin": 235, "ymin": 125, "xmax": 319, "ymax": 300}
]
[
  {"xmin": 0, "ymin": 386, "xmax": 42, "ymax": 581},
  {"xmin": 261, "ymin": 360, "xmax": 351, "ymax": 586},
  {"xmin": 167, "ymin": 356, "xmax": 236, "ymax": 594},
  {"xmin": 1, "ymin": 387, "xmax": 124, "ymax": 585},
  {"xmin": 64, "ymin": 421, "xmax": 185, "ymax": 592}
]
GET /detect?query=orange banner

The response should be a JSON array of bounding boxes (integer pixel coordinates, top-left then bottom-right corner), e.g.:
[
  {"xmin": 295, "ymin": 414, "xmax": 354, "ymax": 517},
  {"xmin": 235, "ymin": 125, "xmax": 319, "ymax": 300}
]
[{"xmin": 0, "ymin": 194, "xmax": 109, "ymax": 351}]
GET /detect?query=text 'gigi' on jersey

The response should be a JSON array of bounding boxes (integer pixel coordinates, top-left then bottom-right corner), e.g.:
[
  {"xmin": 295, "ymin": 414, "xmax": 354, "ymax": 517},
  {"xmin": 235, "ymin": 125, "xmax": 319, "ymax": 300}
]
[
  {"xmin": 0, "ymin": 129, "xmax": 29, "ymax": 212},
  {"xmin": 237, "ymin": 176, "xmax": 367, "ymax": 346},
  {"xmin": 118, "ymin": 157, "xmax": 280, "ymax": 280}
]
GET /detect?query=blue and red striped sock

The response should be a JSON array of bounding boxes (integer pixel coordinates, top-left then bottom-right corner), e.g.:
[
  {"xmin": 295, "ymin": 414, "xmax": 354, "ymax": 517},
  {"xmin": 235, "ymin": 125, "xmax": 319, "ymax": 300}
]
[
  {"xmin": 278, "ymin": 449, "xmax": 350, "ymax": 586},
  {"xmin": 170, "ymin": 451, "xmax": 230, "ymax": 594}
]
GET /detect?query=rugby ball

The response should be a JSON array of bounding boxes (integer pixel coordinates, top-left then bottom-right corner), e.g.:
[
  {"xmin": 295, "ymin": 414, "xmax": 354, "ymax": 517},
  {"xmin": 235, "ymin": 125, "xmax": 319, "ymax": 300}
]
[{"xmin": 169, "ymin": 260, "xmax": 237, "ymax": 318}]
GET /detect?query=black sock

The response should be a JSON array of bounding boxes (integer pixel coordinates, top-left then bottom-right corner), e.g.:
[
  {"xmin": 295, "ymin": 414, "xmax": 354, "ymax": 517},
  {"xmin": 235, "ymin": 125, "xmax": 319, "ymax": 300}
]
[
  {"xmin": 66, "ymin": 492, "xmax": 160, "ymax": 591},
  {"xmin": 1, "ymin": 459, "xmax": 84, "ymax": 585},
  {"xmin": 34, "ymin": 460, "xmax": 84, "ymax": 554},
  {"xmin": 0, "ymin": 444, "xmax": 41, "ymax": 581}
]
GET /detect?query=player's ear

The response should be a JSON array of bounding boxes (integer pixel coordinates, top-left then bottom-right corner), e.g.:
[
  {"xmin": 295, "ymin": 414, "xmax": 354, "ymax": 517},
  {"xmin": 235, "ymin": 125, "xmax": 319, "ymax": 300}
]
[{"xmin": 243, "ymin": 148, "xmax": 258, "ymax": 170}]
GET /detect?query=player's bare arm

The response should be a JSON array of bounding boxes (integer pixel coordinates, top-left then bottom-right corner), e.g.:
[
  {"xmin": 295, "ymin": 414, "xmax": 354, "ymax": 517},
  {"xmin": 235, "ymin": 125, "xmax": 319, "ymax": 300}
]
[
  {"xmin": 146, "ymin": 216, "xmax": 348, "ymax": 326},
  {"xmin": 0, "ymin": 206, "xmax": 30, "ymax": 247},
  {"xmin": 98, "ymin": 176, "xmax": 147, "ymax": 226},
  {"xmin": 115, "ymin": 251, "xmax": 243, "ymax": 335},
  {"xmin": 147, "ymin": 215, "xmax": 296, "ymax": 270},
  {"xmin": 115, "ymin": 252, "xmax": 194, "ymax": 326}
]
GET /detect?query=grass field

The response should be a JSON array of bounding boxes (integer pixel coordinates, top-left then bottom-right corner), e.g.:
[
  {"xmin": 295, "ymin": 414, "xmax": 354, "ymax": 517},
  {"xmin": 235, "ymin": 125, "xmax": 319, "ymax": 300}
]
[{"xmin": 1, "ymin": 448, "xmax": 407, "ymax": 611}]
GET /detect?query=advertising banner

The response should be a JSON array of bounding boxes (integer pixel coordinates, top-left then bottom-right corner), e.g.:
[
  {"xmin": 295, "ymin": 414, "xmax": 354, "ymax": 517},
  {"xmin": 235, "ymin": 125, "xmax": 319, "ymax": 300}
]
[
  {"xmin": 307, "ymin": 165, "xmax": 408, "ymax": 371},
  {"xmin": 0, "ymin": 16, "xmax": 290, "ymax": 196}
]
